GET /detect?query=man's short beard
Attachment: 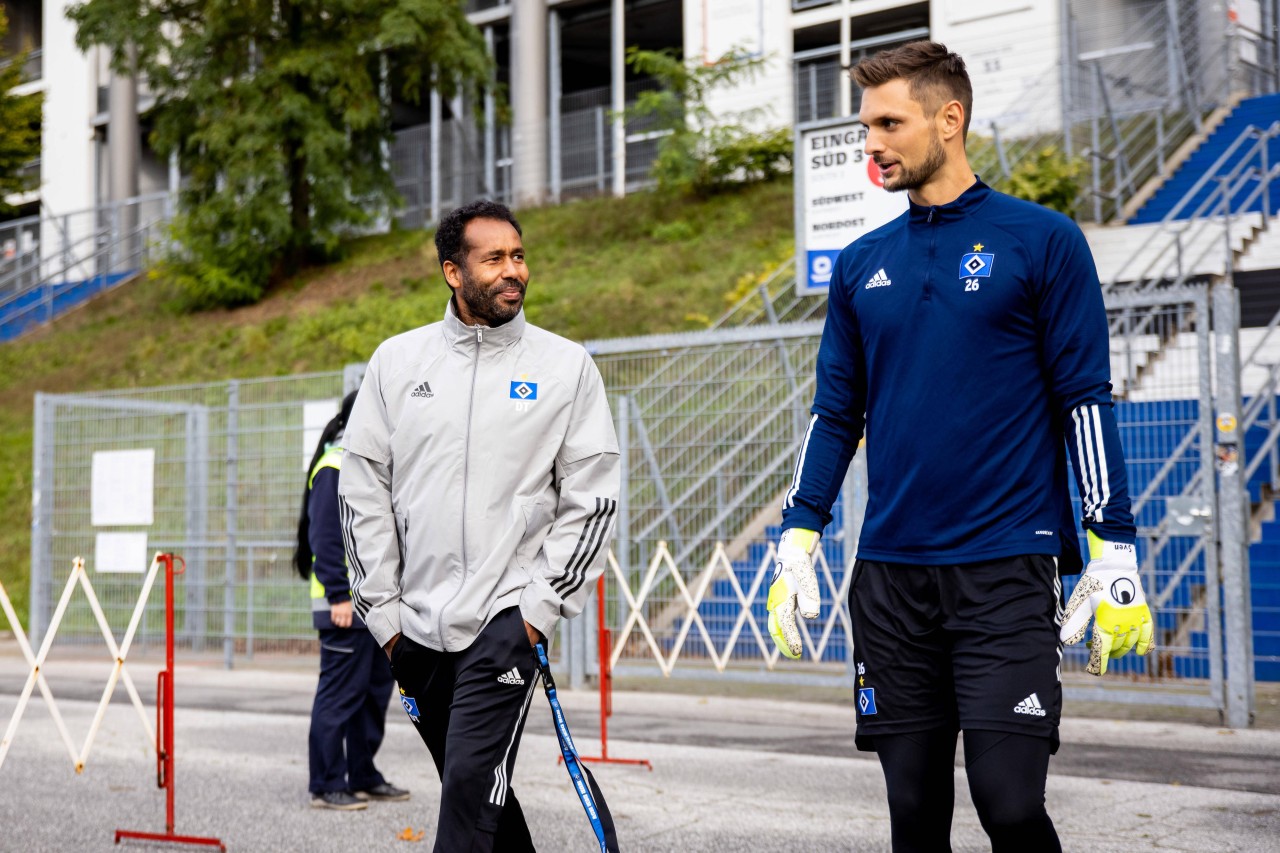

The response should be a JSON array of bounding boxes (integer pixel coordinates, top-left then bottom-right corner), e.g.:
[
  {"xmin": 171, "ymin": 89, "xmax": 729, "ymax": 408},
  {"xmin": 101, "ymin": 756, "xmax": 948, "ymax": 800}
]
[
  {"xmin": 456, "ymin": 263, "xmax": 523, "ymax": 327},
  {"xmin": 884, "ymin": 129, "xmax": 947, "ymax": 193}
]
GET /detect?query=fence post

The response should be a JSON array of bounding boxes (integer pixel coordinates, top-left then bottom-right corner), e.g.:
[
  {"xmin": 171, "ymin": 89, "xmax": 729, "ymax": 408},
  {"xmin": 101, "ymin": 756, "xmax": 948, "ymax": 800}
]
[
  {"xmin": 108, "ymin": 202, "xmax": 120, "ymax": 276},
  {"xmin": 430, "ymin": 87, "xmax": 441, "ymax": 224},
  {"xmin": 224, "ymin": 380, "xmax": 240, "ymax": 670},
  {"xmin": 990, "ymin": 122, "xmax": 1010, "ymax": 179},
  {"xmin": 808, "ymin": 63, "xmax": 817, "ymax": 122},
  {"xmin": 549, "ymin": 8, "xmax": 562, "ymax": 204},
  {"xmin": 1197, "ymin": 289, "xmax": 1225, "ymax": 707},
  {"xmin": 1212, "ymin": 260, "xmax": 1255, "ymax": 729},
  {"xmin": 567, "ymin": 603, "xmax": 587, "ymax": 690},
  {"xmin": 1061, "ymin": 0, "xmax": 1075, "ymax": 158},
  {"xmin": 617, "ymin": 394, "xmax": 631, "ymax": 584},
  {"xmin": 415, "ymin": 133, "xmax": 427, "ymax": 227},
  {"xmin": 28, "ymin": 394, "xmax": 52, "ymax": 647},
  {"xmin": 60, "ymin": 214, "xmax": 70, "ymax": 283},
  {"xmin": 185, "ymin": 406, "xmax": 210, "ymax": 652},
  {"xmin": 484, "ymin": 27, "xmax": 497, "ymax": 199},
  {"xmin": 595, "ymin": 106, "xmax": 606, "ymax": 193}
]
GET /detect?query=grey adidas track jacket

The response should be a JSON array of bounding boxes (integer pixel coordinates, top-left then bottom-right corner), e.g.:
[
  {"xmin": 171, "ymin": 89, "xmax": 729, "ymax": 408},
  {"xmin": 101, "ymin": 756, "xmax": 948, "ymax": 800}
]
[{"xmin": 338, "ymin": 300, "xmax": 620, "ymax": 652}]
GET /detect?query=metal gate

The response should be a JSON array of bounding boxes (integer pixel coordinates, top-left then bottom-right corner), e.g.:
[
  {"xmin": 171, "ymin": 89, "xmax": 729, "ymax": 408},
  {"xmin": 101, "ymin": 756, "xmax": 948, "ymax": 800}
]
[
  {"xmin": 1077, "ymin": 287, "xmax": 1224, "ymax": 710},
  {"xmin": 28, "ymin": 372, "xmax": 356, "ymax": 666}
]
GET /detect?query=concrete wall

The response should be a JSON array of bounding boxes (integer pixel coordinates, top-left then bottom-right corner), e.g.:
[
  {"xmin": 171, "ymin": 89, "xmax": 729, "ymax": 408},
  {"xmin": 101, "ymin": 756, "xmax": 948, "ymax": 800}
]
[
  {"xmin": 932, "ymin": 0, "xmax": 1064, "ymax": 136},
  {"xmin": 685, "ymin": 0, "xmax": 794, "ymax": 133}
]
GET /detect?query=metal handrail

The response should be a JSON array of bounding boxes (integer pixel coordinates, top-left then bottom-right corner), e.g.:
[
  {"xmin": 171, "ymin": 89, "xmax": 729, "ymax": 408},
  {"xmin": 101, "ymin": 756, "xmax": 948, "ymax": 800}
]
[
  {"xmin": 1103, "ymin": 123, "xmax": 1278, "ymax": 295},
  {"xmin": 0, "ymin": 193, "xmax": 172, "ymax": 312}
]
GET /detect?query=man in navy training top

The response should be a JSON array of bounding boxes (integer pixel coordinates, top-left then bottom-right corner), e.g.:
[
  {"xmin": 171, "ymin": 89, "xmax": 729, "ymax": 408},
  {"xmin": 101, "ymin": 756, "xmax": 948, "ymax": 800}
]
[{"xmin": 767, "ymin": 41, "xmax": 1154, "ymax": 852}]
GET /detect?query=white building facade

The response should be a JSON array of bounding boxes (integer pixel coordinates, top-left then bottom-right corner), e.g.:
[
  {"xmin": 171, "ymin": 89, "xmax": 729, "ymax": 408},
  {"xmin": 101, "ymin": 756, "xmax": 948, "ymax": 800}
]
[{"xmin": 3, "ymin": 0, "xmax": 1275, "ymax": 223}]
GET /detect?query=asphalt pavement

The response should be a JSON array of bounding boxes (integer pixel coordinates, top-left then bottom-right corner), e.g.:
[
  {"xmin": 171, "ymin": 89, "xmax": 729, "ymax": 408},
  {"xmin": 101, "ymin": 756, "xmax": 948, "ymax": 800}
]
[{"xmin": 0, "ymin": 645, "xmax": 1278, "ymax": 852}]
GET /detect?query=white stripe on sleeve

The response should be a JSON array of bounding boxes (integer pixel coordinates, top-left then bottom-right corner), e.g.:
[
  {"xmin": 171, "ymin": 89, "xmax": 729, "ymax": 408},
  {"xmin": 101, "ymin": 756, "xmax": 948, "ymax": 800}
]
[
  {"xmin": 1089, "ymin": 404, "xmax": 1111, "ymax": 522},
  {"xmin": 784, "ymin": 414, "xmax": 819, "ymax": 509}
]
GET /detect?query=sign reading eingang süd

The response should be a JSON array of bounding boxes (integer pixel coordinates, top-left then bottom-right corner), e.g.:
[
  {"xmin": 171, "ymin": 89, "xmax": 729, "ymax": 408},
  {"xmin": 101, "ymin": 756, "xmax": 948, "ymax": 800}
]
[{"xmin": 795, "ymin": 118, "xmax": 908, "ymax": 295}]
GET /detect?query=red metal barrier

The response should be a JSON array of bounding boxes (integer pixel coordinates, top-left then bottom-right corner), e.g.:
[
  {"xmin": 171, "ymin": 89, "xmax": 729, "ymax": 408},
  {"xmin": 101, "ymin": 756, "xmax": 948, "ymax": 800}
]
[
  {"xmin": 578, "ymin": 573, "xmax": 651, "ymax": 771},
  {"xmin": 116, "ymin": 554, "xmax": 225, "ymax": 851}
]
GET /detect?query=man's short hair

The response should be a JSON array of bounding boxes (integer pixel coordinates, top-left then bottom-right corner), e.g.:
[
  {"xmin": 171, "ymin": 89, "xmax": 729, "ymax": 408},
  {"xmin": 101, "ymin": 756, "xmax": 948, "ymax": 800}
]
[
  {"xmin": 852, "ymin": 41, "xmax": 973, "ymax": 138},
  {"xmin": 434, "ymin": 200, "xmax": 523, "ymax": 271}
]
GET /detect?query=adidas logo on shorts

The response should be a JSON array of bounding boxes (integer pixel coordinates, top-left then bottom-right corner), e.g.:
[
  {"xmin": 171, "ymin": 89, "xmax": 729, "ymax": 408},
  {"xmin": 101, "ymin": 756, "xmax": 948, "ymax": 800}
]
[
  {"xmin": 1013, "ymin": 692, "xmax": 1046, "ymax": 717},
  {"xmin": 497, "ymin": 667, "xmax": 525, "ymax": 686}
]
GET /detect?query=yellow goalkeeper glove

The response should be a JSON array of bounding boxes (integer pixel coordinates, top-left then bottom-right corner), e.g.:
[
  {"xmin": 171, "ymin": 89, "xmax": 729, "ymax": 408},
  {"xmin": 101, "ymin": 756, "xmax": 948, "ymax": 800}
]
[
  {"xmin": 767, "ymin": 528, "xmax": 821, "ymax": 659},
  {"xmin": 1059, "ymin": 532, "xmax": 1155, "ymax": 675}
]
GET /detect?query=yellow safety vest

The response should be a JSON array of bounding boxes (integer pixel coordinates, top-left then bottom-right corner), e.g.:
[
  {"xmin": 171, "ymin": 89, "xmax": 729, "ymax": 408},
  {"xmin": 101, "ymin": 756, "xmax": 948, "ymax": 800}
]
[{"xmin": 308, "ymin": 444, "xmax": 350, "ymax": 605}]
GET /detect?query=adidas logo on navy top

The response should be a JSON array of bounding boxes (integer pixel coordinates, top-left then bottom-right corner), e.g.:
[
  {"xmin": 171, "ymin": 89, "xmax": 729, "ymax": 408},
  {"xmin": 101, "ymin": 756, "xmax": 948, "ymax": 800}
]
[
  {"xmin": 1014, "ymin": 692, "xmax": 1046, "ymax": 717},
  {"xmin": 497, "ymin": 667, "xmax": 525, "ymax": 686},
  {"xmin": 410, "ymin": 382, "xmax": 434, "ymax": 398},
  {"xmin": 865, "ymin": 269, "xmax": 892, "ymax": 289}
]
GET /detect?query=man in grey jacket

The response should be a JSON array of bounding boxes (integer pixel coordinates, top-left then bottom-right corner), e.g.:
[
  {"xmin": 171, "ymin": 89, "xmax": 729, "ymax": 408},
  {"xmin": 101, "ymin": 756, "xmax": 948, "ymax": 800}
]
[{"xmin": 339, "ymin": 199, "xmax": 621, "ymax": 852}]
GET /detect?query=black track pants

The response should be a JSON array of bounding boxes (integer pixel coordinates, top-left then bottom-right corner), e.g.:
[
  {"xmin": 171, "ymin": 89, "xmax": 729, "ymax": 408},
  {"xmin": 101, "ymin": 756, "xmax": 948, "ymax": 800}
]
[
  {"xmin": 873, "ymin": 728, "xmax": 1061, "ymax": 853},
  {"xmin": 389, "ymin": 607, "xmax": 540, "ymax": 853}
]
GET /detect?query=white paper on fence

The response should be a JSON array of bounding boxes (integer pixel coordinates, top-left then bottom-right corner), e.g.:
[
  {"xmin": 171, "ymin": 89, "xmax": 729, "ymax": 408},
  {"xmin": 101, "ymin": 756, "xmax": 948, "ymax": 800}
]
[
  {"xmin": 94, "ymin": 532, "xmax": 149, "ymax": 573},
  {"xmin": 303, "ymin": 399, "xmax": 341, "ymax": 471},
  {"xmin": 91, "ymin": 449, "xmax": 155, "ymax": 527}
]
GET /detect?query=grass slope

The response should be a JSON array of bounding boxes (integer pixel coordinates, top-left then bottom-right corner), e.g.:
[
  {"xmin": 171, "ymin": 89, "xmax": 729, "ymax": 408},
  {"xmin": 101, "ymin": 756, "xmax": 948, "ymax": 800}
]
[{"xmin": 0, "ymin": 180, "xmax": 794, "ymax": 622}]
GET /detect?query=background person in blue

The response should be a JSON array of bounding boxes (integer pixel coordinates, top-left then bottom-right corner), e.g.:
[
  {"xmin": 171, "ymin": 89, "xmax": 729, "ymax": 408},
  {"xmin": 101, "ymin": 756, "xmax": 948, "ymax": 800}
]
[
  {"xmin": 767, "ymin": 42, "xmax": 1154, "ymax": 851},
  {"xmin": 295, "ymin": 390, "xmax": 409, "ymax": 810}
]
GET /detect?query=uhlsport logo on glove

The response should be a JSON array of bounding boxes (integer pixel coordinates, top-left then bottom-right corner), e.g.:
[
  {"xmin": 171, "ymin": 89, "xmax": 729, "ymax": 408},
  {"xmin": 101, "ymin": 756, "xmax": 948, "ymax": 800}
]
[{"xmin": 1110, "ymin": 577, "xmax": 1136, "ymax": 604}]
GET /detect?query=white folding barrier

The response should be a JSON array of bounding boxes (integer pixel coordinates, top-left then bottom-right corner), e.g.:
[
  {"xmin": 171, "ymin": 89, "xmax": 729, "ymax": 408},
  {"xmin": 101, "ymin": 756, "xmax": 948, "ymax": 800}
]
[
  {"xmin": 607, "ymin": 542, "xmax": 853, "ymax": 675},
  {"xmin": 0, "ymin": 554, "xmax": 161, "ymax": 772}
]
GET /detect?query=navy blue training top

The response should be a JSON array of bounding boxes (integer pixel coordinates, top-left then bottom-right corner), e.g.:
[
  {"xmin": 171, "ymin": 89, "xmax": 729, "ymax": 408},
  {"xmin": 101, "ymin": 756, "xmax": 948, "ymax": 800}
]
[{"xmin": 782, "ymin": 179, "xmax": 1135, "ymax": 570}]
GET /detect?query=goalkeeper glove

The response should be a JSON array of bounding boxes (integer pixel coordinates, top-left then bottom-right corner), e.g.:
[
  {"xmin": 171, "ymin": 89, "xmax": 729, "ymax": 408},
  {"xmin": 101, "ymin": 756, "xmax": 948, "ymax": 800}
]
[
  {"xmin": 767, "ymin": 528, "xmax": 821, "ymax": 659},
  {"xmin": 1059, "ymin": 532, "xmax": 1154, "ymax": 675}
]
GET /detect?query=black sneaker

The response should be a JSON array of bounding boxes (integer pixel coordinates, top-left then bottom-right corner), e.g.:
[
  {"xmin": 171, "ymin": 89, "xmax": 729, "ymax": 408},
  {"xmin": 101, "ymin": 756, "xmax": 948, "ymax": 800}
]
[
  {"xmin": 310, "ymin": 791, "xmax": 368, "ymax": 810},
  {"xmin": 354, "ymin": 782, "xmax": 411, "ymax": 802}
]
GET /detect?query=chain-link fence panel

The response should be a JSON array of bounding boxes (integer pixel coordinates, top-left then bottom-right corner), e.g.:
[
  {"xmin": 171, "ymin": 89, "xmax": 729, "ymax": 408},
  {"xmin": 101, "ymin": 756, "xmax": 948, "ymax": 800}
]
[
  {"xmin": 31, "ymin": 288, "xmax": 1247, "ymax": 709},
  {"xmin": 31, "ymin": 373, "xmax": 350, "ymax": 665}
]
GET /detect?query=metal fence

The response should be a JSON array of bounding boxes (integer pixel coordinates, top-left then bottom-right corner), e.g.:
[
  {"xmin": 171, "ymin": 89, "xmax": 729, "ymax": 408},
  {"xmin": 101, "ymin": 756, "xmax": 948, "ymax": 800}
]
[
  {"xmin": 388, "ymin": 78, "xmax": 667, "ymax": 224},
  {"xmin": 29, "ymin": 371, "xmax": 357, "ymax": 666},
  {"xmin": 390, "ymin": 113, "xmax": 512, "ymax": 230},
  {"xmin": 0, "ymin": 193, "xmax": 173, "ymax": 342},
  {"xmin": 27, "ymin": 287, "xmax": 1258, "ymax": 716}
]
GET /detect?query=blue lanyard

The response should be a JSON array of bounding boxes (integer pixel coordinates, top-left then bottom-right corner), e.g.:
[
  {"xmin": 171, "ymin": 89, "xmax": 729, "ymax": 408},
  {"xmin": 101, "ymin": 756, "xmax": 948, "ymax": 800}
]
[{"xmin": 535, "ymin": 642, "xmax": 612, "ymax": 853}]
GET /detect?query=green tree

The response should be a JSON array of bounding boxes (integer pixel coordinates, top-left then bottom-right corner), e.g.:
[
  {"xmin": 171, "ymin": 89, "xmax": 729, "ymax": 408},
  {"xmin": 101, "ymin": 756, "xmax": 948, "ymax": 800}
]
[
  {"xmin": 0, "ymin": 8, "xmax": 44, "ymax": 213},
  {"xmin": 1003, "ymin": 146, "xmax": 1084, "ymax": 216},
  {"xmin": 623, "ymin": 47, "xmax": 791, "ymax": 197},
  {"xmin": 68, "ymin": 0, "xmax": 492, "ymax": 308}
]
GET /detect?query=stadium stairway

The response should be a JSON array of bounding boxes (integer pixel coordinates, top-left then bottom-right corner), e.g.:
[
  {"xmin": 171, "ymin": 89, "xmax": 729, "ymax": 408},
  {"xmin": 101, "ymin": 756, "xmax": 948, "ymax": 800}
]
[
  {"xmin": 1129, "ymin": 92, "xmax": 1280, "ymax": 224},
  {"xmin": 0, "ymin": 272, "xmax": 136, "ymax": 342}
]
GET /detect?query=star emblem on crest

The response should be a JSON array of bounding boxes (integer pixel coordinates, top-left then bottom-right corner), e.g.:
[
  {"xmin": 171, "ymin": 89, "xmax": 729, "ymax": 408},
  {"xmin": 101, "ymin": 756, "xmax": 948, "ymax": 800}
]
[{"xmin": 973, "ymin": 242, "xmax": 984, "ymax": 252}]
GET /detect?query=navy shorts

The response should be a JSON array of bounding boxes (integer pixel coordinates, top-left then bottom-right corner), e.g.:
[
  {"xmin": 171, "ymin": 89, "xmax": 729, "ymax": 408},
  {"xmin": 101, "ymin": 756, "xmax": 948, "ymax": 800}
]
[{"xmin": 848, "ymin": 555, "xmax": 1063, "ymax": 753}]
